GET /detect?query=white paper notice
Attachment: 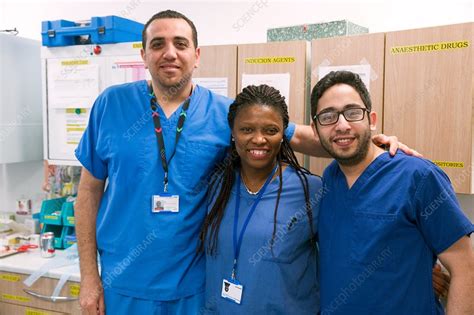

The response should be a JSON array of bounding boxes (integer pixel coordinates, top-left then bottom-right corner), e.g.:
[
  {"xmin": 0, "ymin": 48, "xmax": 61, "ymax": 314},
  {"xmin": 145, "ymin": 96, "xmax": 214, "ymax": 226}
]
[
  {"xmin": 241, "ymin": 73, "xmax": 291, "ymax": 109},
  {"xmin": 65, "ymin": 108, "xmax": 88, "ymax": 145},
  {"xmin": 318, "ymin": 65, "xmax": 371, "ymax": 92},
  {"xmin": 48, "ymin": 107, "xmax": 90, "ymax": 160},
  {"xmin": 48, "ymin": 62, "xmax": 100, "ymax": 109},
  {"xmin": 193, "ymin": 77, "xmax": 228, "ymax": 97},
  {"xmin": 108, "ymin": 58, "xmax": 148, "ymax": 88}
]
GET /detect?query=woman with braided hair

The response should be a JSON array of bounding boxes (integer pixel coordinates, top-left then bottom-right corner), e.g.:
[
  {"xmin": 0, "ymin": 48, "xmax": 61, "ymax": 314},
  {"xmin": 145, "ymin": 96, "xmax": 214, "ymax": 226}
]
[{"xmin": 199, "ymin": 84, "xmax": 322, "ymax": 314}]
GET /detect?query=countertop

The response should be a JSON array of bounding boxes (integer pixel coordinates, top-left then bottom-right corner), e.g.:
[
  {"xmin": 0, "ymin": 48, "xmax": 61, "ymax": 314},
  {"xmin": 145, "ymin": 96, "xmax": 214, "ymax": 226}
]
[{"xmin": 0, "ymin": 248, "xmax": 80, "ymax": 282}]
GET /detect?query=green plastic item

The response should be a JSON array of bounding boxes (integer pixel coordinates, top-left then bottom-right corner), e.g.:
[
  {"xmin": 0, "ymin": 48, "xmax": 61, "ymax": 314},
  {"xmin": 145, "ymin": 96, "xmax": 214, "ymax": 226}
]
[{"xmin": 40, "ymin": 197, "xmax": 67, "ymax": 225}]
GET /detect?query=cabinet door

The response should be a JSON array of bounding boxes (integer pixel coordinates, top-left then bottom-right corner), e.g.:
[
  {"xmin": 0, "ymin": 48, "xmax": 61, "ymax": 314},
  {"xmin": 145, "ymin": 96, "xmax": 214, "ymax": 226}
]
[
  {"xmin": 0, "ymin": 34, "xmax": 42, "ymax": 164},
  {"xmin": 193, "ymin": 45, "xmax": 238, "ymax": 99},
  {"xmin": 309, "ymin": 33, "xmax": 385, "ymax": 176},
  {"xmin": 384, "ymin": 23, "xmax": 473, "ymax": 194}
]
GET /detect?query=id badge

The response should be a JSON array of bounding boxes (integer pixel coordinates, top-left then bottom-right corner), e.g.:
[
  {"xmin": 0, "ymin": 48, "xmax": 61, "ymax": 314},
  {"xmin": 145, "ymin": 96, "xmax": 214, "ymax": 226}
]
[
  {"xmin": 152, "ymin": 194, "xmax": 179, "ymax": 213},
  {"xmin": 221, "ymin": 278, "xmax": 243, "ymax": 304}
]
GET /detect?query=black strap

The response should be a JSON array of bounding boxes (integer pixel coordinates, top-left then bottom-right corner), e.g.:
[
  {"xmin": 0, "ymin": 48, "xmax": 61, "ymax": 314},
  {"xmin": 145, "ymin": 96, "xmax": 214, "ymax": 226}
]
[{"xmin": 149, "ymin": 84, "xmax": 191, "ymax": 192}]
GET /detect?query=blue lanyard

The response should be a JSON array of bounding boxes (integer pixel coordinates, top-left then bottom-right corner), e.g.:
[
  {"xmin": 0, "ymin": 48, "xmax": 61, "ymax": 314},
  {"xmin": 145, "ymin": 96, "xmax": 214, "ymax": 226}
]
[{"xmin": 232, "ymin": 164, "xmax": 278, "ymax": 280}]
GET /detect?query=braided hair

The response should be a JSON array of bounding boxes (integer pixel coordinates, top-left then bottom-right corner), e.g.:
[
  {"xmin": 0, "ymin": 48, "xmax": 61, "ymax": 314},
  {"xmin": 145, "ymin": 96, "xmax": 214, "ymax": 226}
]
[{"xmin": 199, "ymin": 84, "xmax": 315, "ymax": 255}]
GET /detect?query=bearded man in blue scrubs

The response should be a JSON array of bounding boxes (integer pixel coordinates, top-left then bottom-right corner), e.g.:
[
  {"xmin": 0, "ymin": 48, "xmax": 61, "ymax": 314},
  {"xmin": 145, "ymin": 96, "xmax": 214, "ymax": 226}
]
[
  {"xmin": 73, "ymin": 9, "xmax": 413, "ymax": 314},
  {"xmin": 311, "ymin": 70, "xmax": 474, "ymax": 315}
]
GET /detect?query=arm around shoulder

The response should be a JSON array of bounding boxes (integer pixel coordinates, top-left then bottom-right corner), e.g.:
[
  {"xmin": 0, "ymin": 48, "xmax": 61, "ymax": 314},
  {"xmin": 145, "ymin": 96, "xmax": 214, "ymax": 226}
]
[{"xmin": 290, "ymin": 123, "xmax": 331, "ymax": 157}]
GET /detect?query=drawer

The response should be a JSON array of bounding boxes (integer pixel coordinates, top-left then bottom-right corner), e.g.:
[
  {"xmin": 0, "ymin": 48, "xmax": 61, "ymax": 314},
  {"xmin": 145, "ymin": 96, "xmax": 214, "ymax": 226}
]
[
  {"xmin": 0, "ymin": 272, "xmax": 80, "ymax": 314},
  {"xmin": 0, "ymin": 301, "xmax": 67, "ymax": 315}
]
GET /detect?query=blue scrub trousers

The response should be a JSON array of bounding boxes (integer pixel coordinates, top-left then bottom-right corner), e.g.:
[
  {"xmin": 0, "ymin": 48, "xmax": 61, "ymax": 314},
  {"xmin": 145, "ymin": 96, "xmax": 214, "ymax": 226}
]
[{"xmin": 104, "ymin": 289, "xmax": 205, "ymax": 315}]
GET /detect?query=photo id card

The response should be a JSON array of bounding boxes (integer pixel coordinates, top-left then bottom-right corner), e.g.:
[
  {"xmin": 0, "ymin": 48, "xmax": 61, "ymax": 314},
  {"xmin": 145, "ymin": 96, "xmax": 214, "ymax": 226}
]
[
  {"xmin": 221, "ymin": 278, "xmax": 243, "ymax": 304},
  {"xmin": 152, "ymin": 195, "xmax": 179, "ymax": 213}
]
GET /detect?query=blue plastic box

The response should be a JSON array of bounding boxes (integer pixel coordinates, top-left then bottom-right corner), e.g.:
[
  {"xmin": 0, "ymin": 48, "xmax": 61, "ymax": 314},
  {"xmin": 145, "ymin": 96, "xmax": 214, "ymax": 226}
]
[
  {"xmin": 41, "ymin": 15, "xmax": 143, "ymax": 47},
  {"xmin": 61, "ymin": 201, "xmax": 75, "ymax": 227},
  {"xmin": 40, "ymin": 197, "xmax": 67, "ymax": 225},
  {"xmin": 64, "ymin": 230, "xmax": 77, "ymax": 248}
]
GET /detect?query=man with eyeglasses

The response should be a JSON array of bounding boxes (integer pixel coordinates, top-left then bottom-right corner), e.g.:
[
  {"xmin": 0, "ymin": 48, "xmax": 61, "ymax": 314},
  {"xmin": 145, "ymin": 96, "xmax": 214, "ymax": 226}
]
[{"xmin": 310, "ymin": 70, "xmax": 474, "ymax": 315}]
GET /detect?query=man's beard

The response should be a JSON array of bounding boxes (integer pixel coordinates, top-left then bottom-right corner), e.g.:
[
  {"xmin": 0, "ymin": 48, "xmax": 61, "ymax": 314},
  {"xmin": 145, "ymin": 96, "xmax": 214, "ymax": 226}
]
[
  {"xmin": 319, "ymin": 128, "xmax": 372, "ymax": 166},
  {"xmin": 156, "ymin": 72, "xmax": 193, "ymax": 95}
]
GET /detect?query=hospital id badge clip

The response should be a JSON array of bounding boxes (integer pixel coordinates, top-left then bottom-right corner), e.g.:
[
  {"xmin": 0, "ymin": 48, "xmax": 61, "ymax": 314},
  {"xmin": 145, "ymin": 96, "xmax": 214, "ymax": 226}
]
[
  {"xmin": 221, "ymin": 278, "xmax": 243, "ymax": 304},
  {"xmin": 152, "ymin": 194, "xmax": 179, "ymax": 213}
]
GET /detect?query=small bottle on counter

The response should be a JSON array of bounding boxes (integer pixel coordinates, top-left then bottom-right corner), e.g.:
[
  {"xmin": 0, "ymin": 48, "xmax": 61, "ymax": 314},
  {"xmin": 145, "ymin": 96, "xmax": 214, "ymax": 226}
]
[{"xmin": 40, "ymin": 232, "xmax": 55, "ymax": 258}]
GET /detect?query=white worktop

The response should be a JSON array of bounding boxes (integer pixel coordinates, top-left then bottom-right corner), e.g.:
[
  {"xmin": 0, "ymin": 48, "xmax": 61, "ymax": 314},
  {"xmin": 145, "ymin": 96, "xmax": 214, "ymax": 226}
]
[{"xmin": 0, "ymin": 248, "xmax": 80, "ymax": 282}]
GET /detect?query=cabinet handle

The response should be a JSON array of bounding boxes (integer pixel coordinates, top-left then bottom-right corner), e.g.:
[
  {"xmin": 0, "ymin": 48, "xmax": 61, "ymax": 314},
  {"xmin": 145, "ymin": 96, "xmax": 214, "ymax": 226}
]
[{"xmin": 23, "ymin": 288, "xmax": 78, "ymax": 302}]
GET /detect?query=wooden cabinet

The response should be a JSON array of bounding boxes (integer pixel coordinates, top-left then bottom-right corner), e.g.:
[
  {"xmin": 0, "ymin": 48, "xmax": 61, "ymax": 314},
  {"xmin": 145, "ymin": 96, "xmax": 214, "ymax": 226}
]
[
  {"xmin": 309, "ymin": 33, "xmax": 386, "ymax": 176},
  {"xmin": 193, "ymin": 45, "xmax": 238, "ymax": 99},
  {"xmin": 0, "ymin": 271, "xmax": 80, "ymax": 315},
  {"xmin": 237, "ymin": 41, "xmax": 310, "ymax": 164},
  {"xmin": 384, "ymin": 23, "xmax": 473, "ymax": 194}
]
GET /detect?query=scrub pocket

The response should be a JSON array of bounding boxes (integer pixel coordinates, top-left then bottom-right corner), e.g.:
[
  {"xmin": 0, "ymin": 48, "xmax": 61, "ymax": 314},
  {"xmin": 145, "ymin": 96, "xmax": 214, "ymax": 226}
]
[
  {"xmin": 262, "ymin": 218, "xmax": 313, "ymax": 264},
  {"xmin": 350, "ymin": 212, "xmax": 398, "ymax": 270},
  {"xmin": 178, "ymin": 142, "xmax": 226, "ymax": 194},
  {"xmin": 138, "ymin": 133, "xmax": 155, "ymax": 179},
  {"xmin": 105, "ymin": 130, "xmax": 150, "ymax": 181}
]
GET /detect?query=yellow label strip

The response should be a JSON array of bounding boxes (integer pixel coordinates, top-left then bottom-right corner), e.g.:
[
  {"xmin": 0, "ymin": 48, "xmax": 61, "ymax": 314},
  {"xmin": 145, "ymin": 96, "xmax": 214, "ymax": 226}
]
[
  {"xmin": 391, "ymin": 40, "xmax": 469, "ymax": 54},
  {"xmin": 245, "ymin": 56, "xmax": 296, "ymax": 64},
  {"xmin": 433, "ymin": 161, "xmax": 464, "ymax": 168},
  {"xmin": 61, "ymin": 60, "xmax": 89, "ymax": 66},
  {"xmin": 70, "ymin": 284, "xmax": 80, "ymax": 297},
  {"xmin": 26, "ymin": 309, "xmax": 52, "ymax": 315},
  {"xmin": 66, "ymin": 108, "xmax": 87, "ymax": 114},
  {"xmin": 2, "ymin": 293, "xmax": 30, "ymax": 302},
  {"xmin": 44, "ymin": 215, "xmax": 60, "ymax": 220},
  {"xmin": 66, "ymin": 128, "xmax": 86, "ymax": 132},
  {"xmin": 0, "ymin": 273, "xmax": 21, "ymax": 282},
  {"xmin": 133, "ymin": 43, "xmax": 143, "ymax": 49}
]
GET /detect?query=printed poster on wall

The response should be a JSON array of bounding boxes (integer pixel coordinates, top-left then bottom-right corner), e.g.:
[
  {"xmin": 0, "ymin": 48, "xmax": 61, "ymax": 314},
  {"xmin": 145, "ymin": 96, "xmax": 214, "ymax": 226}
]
[{"xmin": 241, "ymin": 73, "xmax": 291, "ymax": 109}]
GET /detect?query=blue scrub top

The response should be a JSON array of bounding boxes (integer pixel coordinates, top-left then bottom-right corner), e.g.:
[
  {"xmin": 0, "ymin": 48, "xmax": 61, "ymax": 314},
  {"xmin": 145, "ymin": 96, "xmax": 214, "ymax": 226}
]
[
  {"xmin": 204, "ymin": 166, "xmax": 322, "ymax": 314},
  {"xmin": 75, "ymin": 81, "xmax": 296, "ymax": 301},
  {"xmin": 318, "ymin": 152, "xmax": 474, "ymax": 315}
]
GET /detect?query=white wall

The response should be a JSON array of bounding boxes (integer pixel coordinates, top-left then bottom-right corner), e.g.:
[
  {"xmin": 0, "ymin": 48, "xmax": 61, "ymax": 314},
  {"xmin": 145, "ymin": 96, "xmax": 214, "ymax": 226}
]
[
  {"xmin": 0, "ymin": 0, "xmax": 473, "ymax": 218},
  {"xmin": 0, "ymin": 0, "xmax": 472, "ymax": 45}
]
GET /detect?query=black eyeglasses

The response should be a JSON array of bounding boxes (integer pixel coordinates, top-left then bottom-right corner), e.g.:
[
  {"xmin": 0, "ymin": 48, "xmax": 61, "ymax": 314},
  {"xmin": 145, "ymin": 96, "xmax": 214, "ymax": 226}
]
[{"xmin": 313, "ymin": 107, "xmax": 369, "ymax": 126}]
